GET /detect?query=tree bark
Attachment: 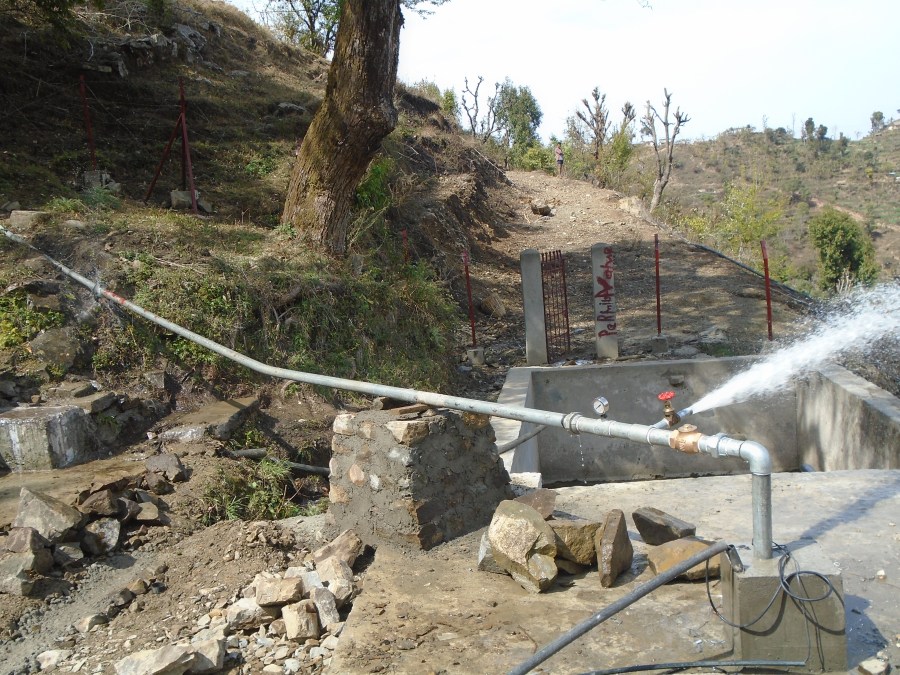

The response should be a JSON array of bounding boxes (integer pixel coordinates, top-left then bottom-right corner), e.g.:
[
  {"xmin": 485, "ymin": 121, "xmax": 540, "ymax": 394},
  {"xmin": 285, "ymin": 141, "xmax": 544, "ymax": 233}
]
[{"xmin": 281, "ymin": 0, "xmax": 402, "ymax": 256}]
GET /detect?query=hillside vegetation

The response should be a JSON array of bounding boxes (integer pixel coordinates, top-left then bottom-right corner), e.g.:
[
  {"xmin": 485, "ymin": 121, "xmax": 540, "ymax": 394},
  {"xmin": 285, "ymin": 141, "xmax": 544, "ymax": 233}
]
[
  {"xmin": 0, "ymin": 0, "xmax": 517, "ymax": 403},
  {"xmin": 640, "ymin": 125, "xmax": 900, "ymax": 293}
]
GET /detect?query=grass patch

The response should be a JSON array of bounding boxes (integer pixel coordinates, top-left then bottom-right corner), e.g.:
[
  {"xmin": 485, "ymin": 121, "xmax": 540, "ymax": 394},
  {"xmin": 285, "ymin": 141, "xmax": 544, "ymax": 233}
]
[
  {"xmin": 201, "ymin": 458, "xmax": 303, "ymax": 525},
  {"xmin": 0, "ymin": 293, "xmax": 65, "ymax": 350}
]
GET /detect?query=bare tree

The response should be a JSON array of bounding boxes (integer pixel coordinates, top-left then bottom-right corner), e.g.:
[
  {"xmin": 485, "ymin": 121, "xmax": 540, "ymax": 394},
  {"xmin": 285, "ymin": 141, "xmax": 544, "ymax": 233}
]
[
  {"xmin": 575, "ymin": 87, "xmax": 610, "ymax": 160},
  {"xmin": 641, "ymin": 88, "xmax": 689, "ymax": 213},
  {"xmin": 460, "ymin": 76, "xmax": 502, "ymax": 143}
]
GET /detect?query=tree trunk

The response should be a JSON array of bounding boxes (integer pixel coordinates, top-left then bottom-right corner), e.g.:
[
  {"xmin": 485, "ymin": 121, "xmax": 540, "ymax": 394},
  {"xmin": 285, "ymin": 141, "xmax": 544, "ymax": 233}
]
[{"xmin": 281, "ymin": 0, "xmax": 402, "ymax": 256}]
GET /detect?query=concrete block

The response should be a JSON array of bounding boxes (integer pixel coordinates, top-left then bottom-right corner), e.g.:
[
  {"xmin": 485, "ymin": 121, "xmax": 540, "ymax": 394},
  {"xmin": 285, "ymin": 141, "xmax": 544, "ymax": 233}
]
[
  {"xmin": 722, "ymin": 542, "xmax": 846, "ymax": 673},
  {"xmin": 467, "ymin": 347, "xmax": 485, "ymax": 366},
  {"xmin": 592, "ymin": 243, "xmax": 618, "ymax": 360},
  {"xmin": 520, "ymin": 249, "xmax": 547, "ymax": 366},
  {"xmin": 0, "ymin": 406, "xmax": 96, "ymax": 471}
]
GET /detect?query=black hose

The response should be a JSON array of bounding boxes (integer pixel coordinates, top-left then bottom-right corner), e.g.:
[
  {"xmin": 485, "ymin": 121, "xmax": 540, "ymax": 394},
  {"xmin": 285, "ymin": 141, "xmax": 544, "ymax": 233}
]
[
  {"xmin": 579, "ymin": 657, "xmax": 806, "ymax": 674},
  {"xmin": 506, "ymin": 541, "xmax": 731, "ymax": 675}
]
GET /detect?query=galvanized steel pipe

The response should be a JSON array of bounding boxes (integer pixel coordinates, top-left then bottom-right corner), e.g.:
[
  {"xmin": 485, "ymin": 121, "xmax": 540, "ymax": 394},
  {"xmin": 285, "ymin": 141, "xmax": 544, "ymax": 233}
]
[{"xmin": 2, "ymin": 225, "xmax": 774, "ymax": 559}]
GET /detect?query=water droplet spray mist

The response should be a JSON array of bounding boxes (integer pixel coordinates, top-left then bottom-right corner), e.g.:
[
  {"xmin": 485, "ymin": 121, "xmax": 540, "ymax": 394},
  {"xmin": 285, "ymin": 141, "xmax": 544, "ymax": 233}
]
[{"xmin": 688, "ymin": 282, "xmax": 900, "ymax": 415}]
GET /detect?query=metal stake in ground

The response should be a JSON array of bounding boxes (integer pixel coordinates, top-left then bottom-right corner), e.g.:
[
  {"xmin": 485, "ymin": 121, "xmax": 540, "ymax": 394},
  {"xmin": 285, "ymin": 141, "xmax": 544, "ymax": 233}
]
[
  {"xmin": 462, "ymin": 250, "xmax": 476, "ymax": 348},
  {"xmin": 761, "ymin": 240, "xmax": 774, "ymax": 341},
  {"xmin": 143, "ymin": 78, "xmax": 199, "ymax": 214},
  {"xmin": 655, "ymin": 233, "xmax": 662, "ymax": 335}
]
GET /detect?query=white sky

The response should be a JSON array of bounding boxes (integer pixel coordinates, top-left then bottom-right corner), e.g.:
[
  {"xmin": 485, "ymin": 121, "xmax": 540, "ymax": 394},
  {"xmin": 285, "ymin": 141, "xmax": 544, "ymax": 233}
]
[{"xmin": 227, "ymin": 0, "xmax": 899, "ymax": 142}]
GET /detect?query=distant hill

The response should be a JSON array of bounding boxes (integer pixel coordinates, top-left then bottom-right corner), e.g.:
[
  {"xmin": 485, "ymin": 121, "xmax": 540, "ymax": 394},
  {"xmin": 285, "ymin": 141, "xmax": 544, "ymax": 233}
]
[{"xmin": 658, "ymin": 125, "xmax": 900, "ymax": 292}]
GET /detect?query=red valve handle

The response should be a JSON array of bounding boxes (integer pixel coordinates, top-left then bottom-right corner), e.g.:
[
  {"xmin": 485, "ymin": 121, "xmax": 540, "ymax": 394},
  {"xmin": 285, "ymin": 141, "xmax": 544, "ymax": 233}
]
[{"xmin": 658, "ymin": 391, "xmax": 675, "ymax": 401}]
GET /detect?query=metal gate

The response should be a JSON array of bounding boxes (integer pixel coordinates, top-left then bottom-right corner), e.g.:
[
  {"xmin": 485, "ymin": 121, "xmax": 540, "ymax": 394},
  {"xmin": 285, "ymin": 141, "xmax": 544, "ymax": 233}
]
[{"xmin": 540, "ymin": 250, "xmax": 571, "ymax": 362}]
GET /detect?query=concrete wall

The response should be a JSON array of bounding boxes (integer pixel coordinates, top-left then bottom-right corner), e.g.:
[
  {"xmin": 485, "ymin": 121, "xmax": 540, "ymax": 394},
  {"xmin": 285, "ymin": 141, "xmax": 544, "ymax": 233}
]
[
  {"xmin": 798, "ymin": 364, "xmax": 900, "ymax": 471},
  {"xmin": 496, "ymin": 358, "xmax": 799, "ymax": 485},
  {"xmin": 494, "ymin": 357, "xmax": 900, "ymax": 485},
  {"xmin": 329, "ymin": 408, "xmax": 513, "ymax": 550}
]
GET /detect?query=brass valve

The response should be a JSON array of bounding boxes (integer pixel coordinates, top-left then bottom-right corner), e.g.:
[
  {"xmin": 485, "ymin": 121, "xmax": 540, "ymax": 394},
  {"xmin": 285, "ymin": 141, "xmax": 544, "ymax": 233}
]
[
  {"xmin": 658, "ymin": 391, "xmax": 680, "ymax": 427},
  {"xmin": 669, "ymin": 424, "xmax": 702, "ymax": 454}
]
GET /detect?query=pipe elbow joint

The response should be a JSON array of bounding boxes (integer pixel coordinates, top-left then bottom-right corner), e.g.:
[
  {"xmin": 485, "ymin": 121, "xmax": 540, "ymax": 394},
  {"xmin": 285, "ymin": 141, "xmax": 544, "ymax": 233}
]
[{"xmin": 739, "ymin": 440, "xmax": 772, "ymax": 476}]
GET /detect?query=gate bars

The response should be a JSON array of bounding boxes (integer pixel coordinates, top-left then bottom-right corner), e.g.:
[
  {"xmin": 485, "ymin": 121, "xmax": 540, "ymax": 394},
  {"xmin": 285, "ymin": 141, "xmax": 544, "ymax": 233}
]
[{"xmin": 540, "ymin": 250, "xmax": 571, "ymax": 362}]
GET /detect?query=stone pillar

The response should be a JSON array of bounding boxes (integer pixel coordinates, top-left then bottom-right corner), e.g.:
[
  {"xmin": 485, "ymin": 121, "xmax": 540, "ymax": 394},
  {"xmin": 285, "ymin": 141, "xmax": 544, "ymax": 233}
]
[
  {"xmin": 591, "ymin": 243, "xmax": 618, "ymax": 360},
  {"xmin": 328, "ymin": 408, "xmax": 513, "ymax": 550},
  {"xmin": 520, "ymin": 248, "xmax": 547, "ymax": 365}
]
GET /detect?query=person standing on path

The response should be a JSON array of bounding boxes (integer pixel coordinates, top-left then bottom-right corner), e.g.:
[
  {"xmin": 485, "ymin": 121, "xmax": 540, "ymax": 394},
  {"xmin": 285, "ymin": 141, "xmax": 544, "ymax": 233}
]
[{"xmin": 555, "ymin": 143, "xmax": 564, "ymax": 177}]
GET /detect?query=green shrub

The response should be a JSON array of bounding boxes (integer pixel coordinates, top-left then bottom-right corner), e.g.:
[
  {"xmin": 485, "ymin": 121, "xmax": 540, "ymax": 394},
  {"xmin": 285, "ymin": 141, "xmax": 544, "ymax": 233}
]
[{"xmin": 808, "ymin": 207, "xmax": 879, "ymax": 290}]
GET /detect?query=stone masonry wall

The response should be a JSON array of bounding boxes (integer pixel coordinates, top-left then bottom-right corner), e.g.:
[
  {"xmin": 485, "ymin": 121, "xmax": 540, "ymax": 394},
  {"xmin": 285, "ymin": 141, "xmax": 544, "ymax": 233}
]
[{"xmin": 328, "ymin": 407, "xmax": 513, "ymax": 550}]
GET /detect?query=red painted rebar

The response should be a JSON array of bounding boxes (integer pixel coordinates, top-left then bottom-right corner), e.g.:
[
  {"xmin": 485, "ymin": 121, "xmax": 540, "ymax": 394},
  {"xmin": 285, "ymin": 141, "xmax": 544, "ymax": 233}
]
[
  {"xmin": 144, "ymin": 79, "xmax": 199, "ymax": 214},
  {"xmin": 559, "ymin": 253, "xmax": 571, "ymax": 354},
  {"xmin": 178, "ymin": 78, "xmax": 199, "ymax": 215},
  {"xmin": 144, "ymin": 111, "xmax": 184, "ymax": 203},
  {"xmin": 761, "ymin": 240, "xmax": 774, "ymax": 341},
  {"xmin": 79, "ymin": 75, "xmax": 97, "ymax": 171},
  {"xmin": 462, "ymin": 250, "xmax": 476, "ymax": 347},
  {"xmin": 654, "ymin": 233, "xmax": 662, "ymax": 335}
]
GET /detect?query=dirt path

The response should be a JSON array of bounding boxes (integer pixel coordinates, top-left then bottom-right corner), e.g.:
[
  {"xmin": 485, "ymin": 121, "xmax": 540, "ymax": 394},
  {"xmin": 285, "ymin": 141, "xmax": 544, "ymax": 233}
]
[{"xmin": 458, "ymin": 170, "xmax": 809, "ymax": 401}]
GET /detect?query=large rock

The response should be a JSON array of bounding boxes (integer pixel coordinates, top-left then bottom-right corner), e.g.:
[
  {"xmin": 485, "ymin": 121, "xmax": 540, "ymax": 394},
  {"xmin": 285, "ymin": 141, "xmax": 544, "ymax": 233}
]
[
  {"xmin": 309, "ymin": 586, "xmax": 341, "ymax": 631},
  {"xmin": 225, "ymin": 597, "xmax": 279, "ymax": 629},
  {"xmin": 7, "ymin": 210, "xmax": 49, "ymax": 231},
  {"xmin": 595, "ymin": 509, "xmax": 633, "ymax": 588},
  {"xmin": 549, "ymin": 517, "xmax": 602, "ymax": 565},
  {"xmin": 159, "ymin": 397, "xmax": 258, "ymax": 442},
  {"xmin": 514, "ymin": 488, "xmax": 556, "ymax": 520},
  {"xmin": 186, "ymin": 638, "xmax": 225, "ymax": 674},
  {"xmin": 81, "ymin": 518, "xmax": 121, "ymax": 556},
  {"xmin": 114, "ymin": 645, "xmax": 195, "ymax": 675},
  {"xmin": 487, "ymin": 500, "xmax": 557, "ymax": 593},
  {"xmin": 79, "ymin": 489, "xmax": 121, "ymax": 517},
  {"xmin": 27, "ymin": 327, "xmax": 82, "ymax": 375},
  {"xmin": 37, "ymin": 649, "xmax": 72, "ymax": 670},
  {"xmin": 13, "ymin": 488, "xmax": 84, "ymax": 543},
  {"xmin": 477, "ymin": 530, "xmax": 506, "ymax": 575},
  {"xmin": 255, "ymin": 578, "xmax": 303, "ymax": 607},
  {"xmin": 0, "ymin": 553, "xmax": 35, "ymax": 595},
  {"xmin": 145, "ymin": 453, "xmax": 188, "ymax": 482},
  {"xmin": 647, "ymin": 537, "xmax": 720, "ymax": 581},
  {"xmin": 312, "ymin": 530, "xmax": 363, "ymax": 568},
  {"xmin": 633, "ymin": 507, "xmax": 696, "ymax": 545},
  {"xmin": 5, "ymin": 527, "xmax": 50, "ymax": 553},
  {"xmin": 282, "ymin": 600, "xmax": 320, "ymax": 641}
]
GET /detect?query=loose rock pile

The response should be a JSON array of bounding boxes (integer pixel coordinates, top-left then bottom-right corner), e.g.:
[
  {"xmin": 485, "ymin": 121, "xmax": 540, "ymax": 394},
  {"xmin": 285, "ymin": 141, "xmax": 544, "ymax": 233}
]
[
  {"xmin": 32, "ymin": 529, "xmax": 365, "ymax": 675},
  {"xmin": 0, "ymin": 453, "xmax": 187, "ymax": 596},
  {"xmin": 478, "ymin": 490, "xmax": 720, "ymax": 593}
]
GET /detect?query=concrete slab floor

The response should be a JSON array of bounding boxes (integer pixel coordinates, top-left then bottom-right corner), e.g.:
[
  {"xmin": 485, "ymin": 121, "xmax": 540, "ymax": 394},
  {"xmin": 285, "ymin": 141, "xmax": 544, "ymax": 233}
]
[{"xmin": 328, "ymin": 470, "xmax": 900, "ymax": 675}]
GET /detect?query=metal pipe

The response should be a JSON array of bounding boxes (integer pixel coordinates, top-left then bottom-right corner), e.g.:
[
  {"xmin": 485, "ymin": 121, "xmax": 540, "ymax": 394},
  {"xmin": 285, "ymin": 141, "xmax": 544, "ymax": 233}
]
[
  {"xmin": 697, "ymin": 435, "xmax": 772, "ymax": 559},
  {"xmin": 506, "ymin": 541, "xmax": 731, "ymax": 675},
  {"xmin": 2, "ymin": 226, "xmax": 774, "ymax": 559},
  {"xmin": 496, "ymin": 424, "xmax": 547, "ymax": 454}
]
